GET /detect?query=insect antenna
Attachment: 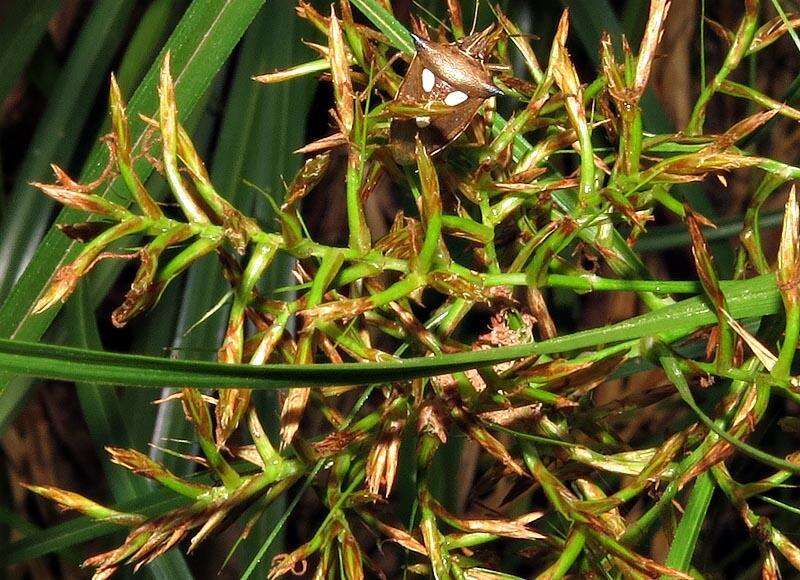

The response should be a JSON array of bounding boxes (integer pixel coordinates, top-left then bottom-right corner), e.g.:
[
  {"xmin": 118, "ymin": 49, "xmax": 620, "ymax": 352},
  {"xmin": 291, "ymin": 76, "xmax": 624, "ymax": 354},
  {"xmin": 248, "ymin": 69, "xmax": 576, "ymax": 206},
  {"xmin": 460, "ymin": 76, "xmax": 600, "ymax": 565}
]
[{"xmin": 358, "ymin": 52, "xmax": 401, "ymax": 100}]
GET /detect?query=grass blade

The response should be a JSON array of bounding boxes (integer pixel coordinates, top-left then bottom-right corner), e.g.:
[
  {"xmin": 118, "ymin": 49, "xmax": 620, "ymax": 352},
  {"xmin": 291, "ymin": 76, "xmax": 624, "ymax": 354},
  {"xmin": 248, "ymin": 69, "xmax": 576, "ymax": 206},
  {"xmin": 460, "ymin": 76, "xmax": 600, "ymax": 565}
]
[
  {"xmin": 0, "ymin": 0, "xmax": 267, "ymax": 390},
  {"xmin": 64, "ymin": 286, "xmax": 194, "ymax": 577},
  {"xmin": 0, "ymin": 0, "xmax": 61, "ymax": 105},
  {"xmin": 664, "ymin": 473, "xmax": 715, "ymax": 574},
  {"xmin": 349, "ymin": 0, "xmax": 414, "ymax": 54},
  {"xmin": 0, "ymin": 0, "xmax": 138, "ymax": 300},
  {"xmin": 0, "ymin": 274, "xmax": 782, "ymax": 390},
  {"xmin": 115, "ymin": 0, "xmax": 186, "ymax": 91},
  {"xmin": 0, "ymin": 0, "xmax": 267, "ymax": 356},
  {"xmin": 229, "ymin": 2, "xmax": 317, "ymax": 568}
]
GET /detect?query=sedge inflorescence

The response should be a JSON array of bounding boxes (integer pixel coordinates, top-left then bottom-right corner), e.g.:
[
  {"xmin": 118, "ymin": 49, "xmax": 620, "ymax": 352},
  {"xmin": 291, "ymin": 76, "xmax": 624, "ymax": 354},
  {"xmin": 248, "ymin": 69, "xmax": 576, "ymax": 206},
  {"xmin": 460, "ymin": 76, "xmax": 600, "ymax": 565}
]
[{"xmin": 22, "ymin": 0, "xmax": 800, "ymax": 577}]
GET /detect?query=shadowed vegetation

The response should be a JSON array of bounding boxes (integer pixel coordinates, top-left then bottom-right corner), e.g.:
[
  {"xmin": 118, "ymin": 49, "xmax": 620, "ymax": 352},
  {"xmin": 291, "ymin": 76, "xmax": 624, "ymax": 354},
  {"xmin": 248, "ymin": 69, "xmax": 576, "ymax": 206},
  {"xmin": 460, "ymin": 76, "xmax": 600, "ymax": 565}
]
[{"xmin": 3, "ymin": 0, "xmax": 800, "ymax": 578}]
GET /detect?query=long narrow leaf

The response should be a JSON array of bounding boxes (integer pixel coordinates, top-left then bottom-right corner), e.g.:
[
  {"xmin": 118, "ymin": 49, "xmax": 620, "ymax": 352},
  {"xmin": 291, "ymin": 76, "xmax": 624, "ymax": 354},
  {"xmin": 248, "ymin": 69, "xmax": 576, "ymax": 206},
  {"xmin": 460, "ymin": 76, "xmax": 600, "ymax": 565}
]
[
  {"xmin": 0, "ymin": 0, "xmax": 61, "ymax": 106},
  {"xmin": 664, "ymin": 473, "xmax": 715, "ymax": 573},
  {"xmin": 3, "ymin": 491, "xmax": 190, "ymax": 565},
  {"xmin": 0, "ymin": 0, "xmax": 267, "ymax": 368},
  {"xmin": 65, "ymin": 287, "xmax": 194, "ymax": 578},
  {"xmin": 0, "ymin": 0, "xmax": 268, "ymax": 398},
  {"xmin": 221, "ymin": 1, "xmax": 317, "ymax": 570},
  {"xmin": 0, "ymin": 0, "xmax": 138, "ymax": 300},
  {"xmin": 0, "ymin": 274, "xmax": 782, "ymax": 390}
]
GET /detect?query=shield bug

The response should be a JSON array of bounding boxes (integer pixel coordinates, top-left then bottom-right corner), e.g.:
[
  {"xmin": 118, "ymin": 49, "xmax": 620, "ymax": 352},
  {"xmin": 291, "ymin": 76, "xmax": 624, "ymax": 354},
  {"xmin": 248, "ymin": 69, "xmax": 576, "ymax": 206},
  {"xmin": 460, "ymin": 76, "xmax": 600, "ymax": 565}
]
[{"xmin": 389, "ymin": 28, "xmax": 503, "ymax": 164}]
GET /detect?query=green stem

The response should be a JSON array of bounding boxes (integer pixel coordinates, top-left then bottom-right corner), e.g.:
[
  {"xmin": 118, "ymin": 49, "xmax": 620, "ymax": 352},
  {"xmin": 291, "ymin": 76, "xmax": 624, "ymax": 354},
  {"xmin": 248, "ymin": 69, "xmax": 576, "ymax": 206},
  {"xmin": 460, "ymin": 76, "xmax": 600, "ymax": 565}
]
[
  {"xmin": 535, "ymin": 528, "xmax": 586, "ymax": 580},
  {"xmin": 197, "ymin": 437, "xmax": 241, "ymax": 490},
  {"xmin": 575, "ymin": 118, "xmax": 596, "ymax": 204},
  {"xmin": 346, "ymin": 148, "xmax": 370, "ymax": 255},
  {"xmin": 299, "ymin": 248, "xmax": 345, "ymax": 361},
  {"xmin": 482, "ymin": 272, "xmax": 702, "ymax": 294},
  {"xmin": 687, "ymin": 2, "xmax": 760, "ymax": 133},
  {"xmin": 664, "ymin": 472, "xmax": 715, "ymax": 575},
  {"xmin": 773, "ymin": 298, "xmax": 800, "ymax": 380}
]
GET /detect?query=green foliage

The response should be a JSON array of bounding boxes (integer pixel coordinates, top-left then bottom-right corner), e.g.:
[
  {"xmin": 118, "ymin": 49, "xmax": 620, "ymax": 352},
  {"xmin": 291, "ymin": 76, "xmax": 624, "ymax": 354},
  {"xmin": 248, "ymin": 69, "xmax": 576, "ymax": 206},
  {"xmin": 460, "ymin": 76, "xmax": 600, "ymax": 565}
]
[{"xmin": 3, "ymin": 0, "xmax": 800, "ymax": 578}]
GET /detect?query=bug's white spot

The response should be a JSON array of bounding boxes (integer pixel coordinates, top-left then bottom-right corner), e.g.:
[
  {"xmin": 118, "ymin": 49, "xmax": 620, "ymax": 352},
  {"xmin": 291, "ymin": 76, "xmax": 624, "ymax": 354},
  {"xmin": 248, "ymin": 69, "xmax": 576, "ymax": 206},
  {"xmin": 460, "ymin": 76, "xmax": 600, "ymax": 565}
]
[
  {"xmin": 444, "ymin": 90, "xmax": 468, "ymax": 106},
  {"xmin": 421, "ymin": 68, "xmax": 435, "ymax": 93},
  {"xmin": 415, "ymin": 115, "xmax": 431, "ymax": 128}
]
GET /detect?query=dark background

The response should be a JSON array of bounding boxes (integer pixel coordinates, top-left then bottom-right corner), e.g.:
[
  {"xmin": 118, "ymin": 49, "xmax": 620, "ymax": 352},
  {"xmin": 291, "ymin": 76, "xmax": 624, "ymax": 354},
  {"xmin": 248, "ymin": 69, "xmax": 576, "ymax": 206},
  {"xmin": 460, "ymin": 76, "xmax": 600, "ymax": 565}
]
[{"xmin": 1, "ymin": 1, "xmax": 798, "ymax": 577}]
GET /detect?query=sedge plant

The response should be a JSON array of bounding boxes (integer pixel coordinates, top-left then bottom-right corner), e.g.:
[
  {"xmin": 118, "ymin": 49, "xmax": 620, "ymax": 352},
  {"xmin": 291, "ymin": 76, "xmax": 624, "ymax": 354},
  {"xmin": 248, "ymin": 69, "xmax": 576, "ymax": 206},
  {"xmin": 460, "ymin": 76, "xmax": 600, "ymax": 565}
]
[{"xmin": 11, "ymin": 0, "xmax": 800, "ymax": 577}]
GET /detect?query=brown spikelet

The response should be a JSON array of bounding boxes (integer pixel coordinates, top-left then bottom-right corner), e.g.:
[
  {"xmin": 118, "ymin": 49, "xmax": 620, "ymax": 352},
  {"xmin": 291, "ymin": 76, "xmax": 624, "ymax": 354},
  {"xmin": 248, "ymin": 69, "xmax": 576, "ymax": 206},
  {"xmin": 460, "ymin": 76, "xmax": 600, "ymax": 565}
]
[
  {"xmin": 633, "ymin": 0, "xmax": 671, "ymax": 97},
  {"xmin": 762, "ymin": 549, "xmax": 780, "ymax": 580},
  {"xmin": 453, "ymin": 407, "xmax": 525, "ymax": 476},
  {"xmin": 430, "ymin": 498, "xmax": 544, "ymax": 540},
  {"xmin": 360, "ymin": 513, "xmax": 427, "ymax": 554},
  {"xmin": 366, "ymin": 407, "xmax": 406, "ymax": 497},
  {"xmin": 216, "ymin": 345, "xmax": 250, "ymax": 447},
  {"xmin": 111, "ymin": 227, "xmax": 197, "ymax": 328},
  {"xmin": 32, "ymin": 182, "xmax": 129, "ymax": 218},
  {"xmin": 293, "ymin": 132, "xmax": 348, "ymax": 154},
  {"xmin": 479, "ymin": 404, "xmax": 542, "ymax": 426},
  {"xmin": 751, "ymin": 13, "xmax": 800, "ymax": 53},
  {"xmin": 778, "ymin": 185, "xmax": 800, "ymax": 293},
  {"xmin": 496, "ymin": 5, "xmax": 542, "ymax": 81},
  {"xmin": 32, "ymin": 264, "xmax": 81, "ymax": 314},
  {"xmin": 340, "ymin": 528, "xmax": 365, "ymax": 580},
  {"xmin": 328, "ymin": 6, "xmax": 354, "ymax": 134},
  {"xmin": 110, "ymin": 74, "xmax": 162, "ymax": 218},
  {"xmin": 181, "ymin": 387, "xmax": 213, "ymax": 441},
  {"xmin": 106, "ymin": 446, "xmax": 210, "ymax": 498},
  {"xmin": 417, "ymin": 400, "xmax": 449, "ymax": 443},
  {"xmin": 575, "ymin": 479, "xmax": 626, "ymax": 538},
  {"xmin": 299, "ymin": 296, "xmax": 373, "ymax": 325},
  {"xmin": 23, "ymin": 484, "xmax": 144, "ymax": 526},
  {"xmin": 313, "ymin": 428, "xmax": 368, "ymax": 456},
  {"xmin": 687, "ymin": 206, "xmax": 724, "ymax": 310},
  {"xmin": 280, "ymin": 387, "xmax": 310, "ymax": 447}
]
